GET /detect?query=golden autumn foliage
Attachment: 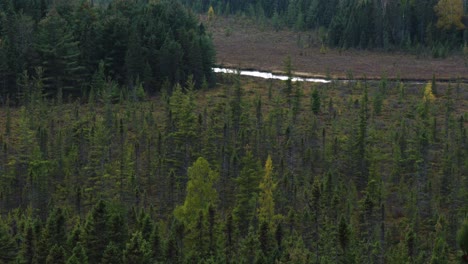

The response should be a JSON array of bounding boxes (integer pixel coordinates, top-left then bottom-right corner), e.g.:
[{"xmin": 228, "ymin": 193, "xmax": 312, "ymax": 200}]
[
  {"xmin": 423, "ymin": 82, "xmax": 436, "ymax": 102},
  {"xmin": 434, "ymin": 0, "xmax": 465, "ymax": 30},
  {"xmin": 208, "ymin": 5, "xmax": 215, "ymax": 21},
  {"xmin": 258, "ymin": 155, "xmax": 276, "ymax": 224}
]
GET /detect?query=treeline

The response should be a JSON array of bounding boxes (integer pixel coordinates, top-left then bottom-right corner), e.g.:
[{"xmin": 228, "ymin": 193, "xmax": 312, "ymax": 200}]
[
  {"xmin": 0, "ymin": 69, "xmax": 467, "ymax": 262},
  {"xmin": 184, "ymin": 0, "xmax": 467, "ymax": 51},
  {"xmin": 0, "ymin": 0, "xmax": 215, "ymax": 101}
]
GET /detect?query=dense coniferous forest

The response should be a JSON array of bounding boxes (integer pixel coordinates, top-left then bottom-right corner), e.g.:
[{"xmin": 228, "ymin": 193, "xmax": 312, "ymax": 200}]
[
  {"xmin": 184, "ymin": 0, "xmax": 467, "ymax": 52},
  {"xmin": 0, "ymin": 0, "xmax": 215, "ymax": 101},
  {"xmin": 0, "ymin": 0, "xmax": 467, "ymax": 264}
]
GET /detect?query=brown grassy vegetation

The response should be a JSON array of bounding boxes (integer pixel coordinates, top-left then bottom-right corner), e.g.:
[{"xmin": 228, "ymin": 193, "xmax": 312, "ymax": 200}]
[{"xmin": 204, "ymin": 15, "xmax": 468, "ymax": 81}]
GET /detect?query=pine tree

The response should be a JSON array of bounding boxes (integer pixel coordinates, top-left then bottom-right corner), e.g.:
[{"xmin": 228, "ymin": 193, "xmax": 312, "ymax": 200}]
[
  {"xmin": 311, "ymin": 88, "xmax": 321, "ymax": 114},
  {"xmin": 17, "ymin": 221, "xmax": 35, "ymax": 264},
  {"xmin": 159, "ymin": 36, "xmax": 183, "ymax": 84},
  {"xmin": 101, "ymin": 242, "xmax": 122, "ymax": 264},
  {"xmin": 107, "ymin": 212, "xmax": 128, "ymax": 250},
  {"xmin": 0, "ymin": 220, "xmax": 16, "ymax": 263},
  {"xmin": 67, "ymin": 242, "xmax": 88, "ymax": 264},
  {"xmin": 238, "ymin": 226, "xmax": 261, "ymax": 264},
  {"xmin": 123, "ymin": 231, "xmax": 152, "ymax": 264},
  {"xmin": 167, "ymin": 83, "xmax": 198, "ymax": 178},
  {"xmin": 84, "ymin": 200, "xmax": 110, "ymax": 264},
  {"xmin": 125, "ymin": 26, "xmax": 144, "ymax": 85},
  {"xmin": 338, "ymin": 217, "xmax": 350, "ymax": 254},
  {"xmin": 43, "ymin": 207, "xmax": 67, "ymax": 250},
  {"xmin": 353, "ymin": 83, "xmax": 369, "ymax": 191},
  {"xmin": 284, "ymin": 56, "xmax": 293, "ymax": 106},
  {"xmin": 35, "ymin": 8, "xmax": 84, "ymax": 96},
  {"xmin": 233, "ymin": 151, "xmax": 263, "ymax": 235},
  {"xmin": 67, "ymin": 222, "xmax": 83, "ymax": 251},
  {"xmin": 46, "ymin": 244, "xmax": 66, "ymax": 264},
  {"xmin": 150, "ymin": 222, "xmax": 162, "ymax": 262},
  {"xmin": 430, "ymin": 237, "xmax": 449, "ymax": 264},
  {"xmin": 457, "ymin": 219, "xmax": 468, "ymax": 259},
  {"xmin": 0, "ymin": 37, "xmax": 10, "ymax": 97}
]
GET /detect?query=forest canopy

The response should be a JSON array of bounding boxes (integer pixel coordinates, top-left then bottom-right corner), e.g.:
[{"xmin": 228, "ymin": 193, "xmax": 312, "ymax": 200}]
[{"xmin": 0, "ymin": 0, "xmax": 215, "ymax": 101}]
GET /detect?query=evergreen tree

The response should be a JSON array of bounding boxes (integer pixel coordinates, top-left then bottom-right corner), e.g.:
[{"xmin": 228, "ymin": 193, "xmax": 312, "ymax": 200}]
[
  {"xmin": 430, "ymin": 236, "xmax": 449, "ymax": 264},
  {"xmin": 35, "ymin": 8, "xmax": 84, "ymax": 96},
  {"xmin": 84, "ymin": 200, "xmax": 110, "ymax": 264},
  {"xmin": 46, "ymin": 244, "xmax": 66, "ymax": 264},
  {"xmin": 233, "ymin": 151, "xmax": 263, "ymax": 235},
  {"xmin": 150, "ymin": 222, "xmax": 162, "ymax": 262},
  {"xmin": 311, "ymin": 88, "xmax": 321, "ymax": 114},
  {"xmin": 101, "ymin": 242, "xmax": 122, "ymax": 264},
  {"xmin": 123, "ymin": 231, "xmax": 152, "ymax": 264},
  {"xmin": 67, "ymin": 242, "xmax": 88, "ymax": 264},
  {"xmin": 17, "ymin": 221, "xmax": 35, "ymax": 264},
  {"xmin": 125, "ymin": 26, "xmax": 144, "ymax": 85},
  {"xmin": 167, "ymin": 83, "xmax": 198, "ymax": 178},
  {"xmin": 0, "ymin": 220, "xmax": 16, "ymax": 263},
  {"xmin": 284, "ymin": 56, "xmax": 293, "ymax": 106},
  {"xmin": 44, "ymin": 207, "xmax": 67, "ymax": 247},
  {"xmin": 457, "ymin": 219, "xmax": 468, "ymax": 259}
]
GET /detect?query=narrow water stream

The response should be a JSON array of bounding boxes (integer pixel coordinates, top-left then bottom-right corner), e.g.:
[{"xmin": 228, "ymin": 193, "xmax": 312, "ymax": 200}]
[
  {"xmin": 213, "ymin": 67, "xmax": 434, "ymax": 85},
  {"xmin": 213, "ymin": 68, "xmax": 331, "ymax": 83}
]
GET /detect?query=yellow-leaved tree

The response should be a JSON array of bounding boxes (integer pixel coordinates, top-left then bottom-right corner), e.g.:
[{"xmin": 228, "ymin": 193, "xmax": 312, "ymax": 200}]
[
  {"xmin": 434, "ymin": 0, "xmax": 465, "ymax": 30},
  {"xmin": 174, "ymin": 157, "xmax": 218, "ymax": 229},
  {"xmin": 208, "ymin": 6, "xmax": 215, "ymax": 22},
  {"xmin": 423, "ymin": 82, "xmax": 436, "ymax": 103},
  {"xmin": 258, "ymin": 155, "xmax": 277, "ymax": 225}
]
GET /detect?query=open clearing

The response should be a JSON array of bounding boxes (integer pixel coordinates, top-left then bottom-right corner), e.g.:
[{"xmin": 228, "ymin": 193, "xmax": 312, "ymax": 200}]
[{"xmin": 205, "ymin": 16, "xmax": 468, "ymax": 81}]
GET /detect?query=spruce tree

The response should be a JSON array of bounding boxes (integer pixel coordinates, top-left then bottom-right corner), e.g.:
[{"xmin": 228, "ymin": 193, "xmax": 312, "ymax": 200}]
[
  {"xmin": 101, "ymin": 242, "xmax": 122, "ymax": 264},
  {"xmin": 311, "ymin": 88, "xmax": 321, "ymax": 115},
  {"xmin": 123, "ymin": 231, "xmax": 152, "ymax": 264},
  {"xmin": 0, "ymin": 220, "xmax": 16, "ymax": 263},
  {"xmin": 67, "ymin": 242, "xmax": 88, "ymax": 264},
  {"xmin": 46, "ymin": 244, "xmax": 66, "ymax": 264},
  {"xmin": 84, "ymin": 200, "xmax": 110, "ymax": 264},
  {"xmin": 17, "ymin": 221, "xmax": 35, "ymax": 264},
  {"xmin": 233, "ymin": 151, "xmax": 263, "ymax": 235},
  {"xmin": 35, "ymin": 8, "xmax": 84, "ymax": 96},
  {"xmin": 457, "ymin": 219, "xmax": 468, "ymax": 259}
]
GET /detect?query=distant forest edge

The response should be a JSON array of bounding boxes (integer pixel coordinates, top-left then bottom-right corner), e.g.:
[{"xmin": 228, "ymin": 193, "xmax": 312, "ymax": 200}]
[
  {"xmin": 0, "ymin": 0, "xmax": 215, "ymax": 101},
  {"xmin": 182, "ymin": 0, "xmax": 467, "ymax": 52}
]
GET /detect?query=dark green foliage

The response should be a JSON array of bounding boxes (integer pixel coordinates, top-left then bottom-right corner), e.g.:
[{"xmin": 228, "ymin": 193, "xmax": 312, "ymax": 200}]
[
  {"xmin": 430, "ymin": 237, "xmax": 448, "ymax": 264},
  {"xmin": 84, "ymin": 200, "xmax": 111, "ymax": 263},
  {"xmin": 67, "ymin": 242, "xmax": 88, "ymax": 264},
  {"xmin": 101, "ymin": 242, "xmax": 122, "ymax": 264},
  {"xmin": 150, "ymin": 222, "xmax": 162, "ymax": 262},
  {"xmin": 46, "ymin": 244, "xmax": 66, "ymax": 264},
  {"xmin": 0, "ymin": 0, "xmax": 216, "ymax": 100},
  {"xmin": 0, "ymin": 21, "xmax": 466, "ymax": 262},
  {"xmin": 284, "ymin": 56, "xmax": 293, "ymax": 106},
  {"xmin": 311, "ymin": 88, "xmax": 320, "ymax": 114},
  {"xmin": 17, "ymin": 222, "xmax": 35, "ymax": 264},
  {"xmin": 184, "ymin": 0, "xmax": 464, "ymax": 50},
  {"xmin": 123, "ymin": 231, "xmax": 152, "ymax": 264},
  {"xmin": 35, "ymin": 8, "xmax": 84, "ymax": 96},
  {"xmin": 458, "ymin": 219, "xmax": 468, "ymax": 256},
  {"xmin": 0, "ymin": 221, "xmax": 16, "ymax": 263},
  {"xmin": 233, "ymin": 151, "xmax": 263, "ymax": 235}
]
